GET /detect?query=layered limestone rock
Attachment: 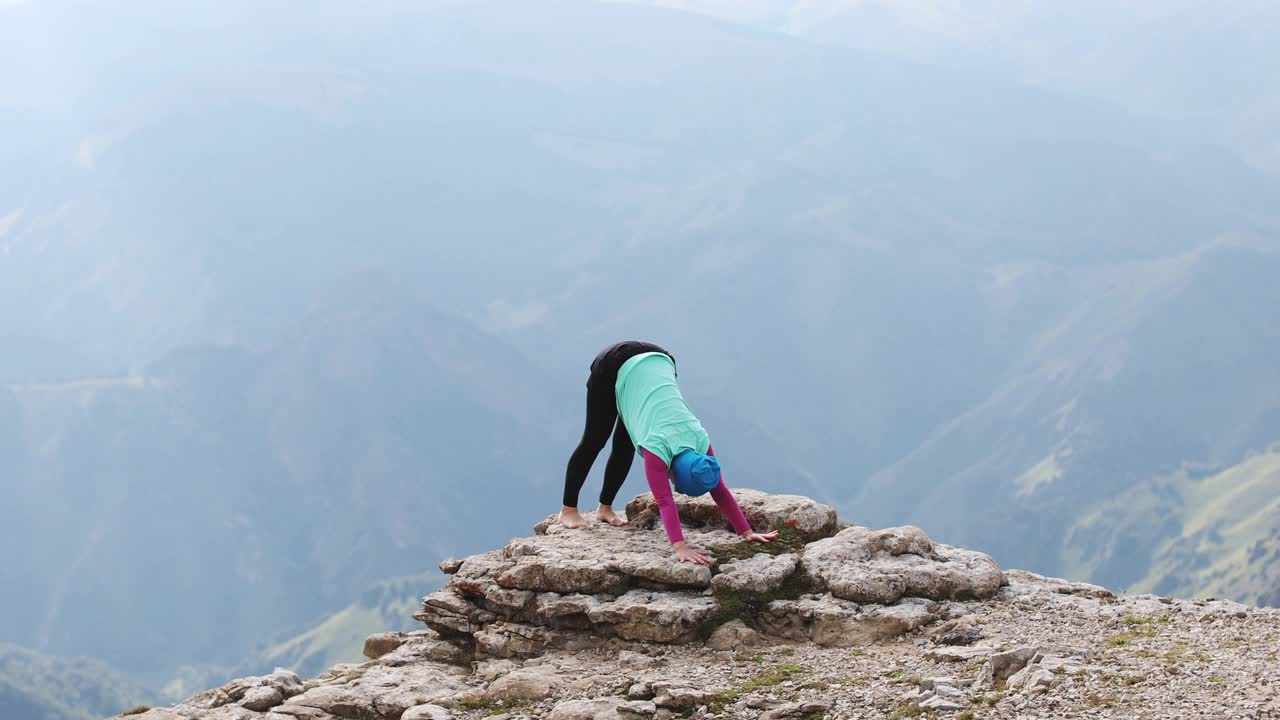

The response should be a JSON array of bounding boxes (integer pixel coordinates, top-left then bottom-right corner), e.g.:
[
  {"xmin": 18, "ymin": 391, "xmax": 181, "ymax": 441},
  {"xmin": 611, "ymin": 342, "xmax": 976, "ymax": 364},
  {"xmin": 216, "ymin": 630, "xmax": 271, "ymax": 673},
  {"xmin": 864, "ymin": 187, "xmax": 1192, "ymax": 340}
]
[{"xmin": 414, "ymin": 489, "xmax": 1006, "ymax": 658}]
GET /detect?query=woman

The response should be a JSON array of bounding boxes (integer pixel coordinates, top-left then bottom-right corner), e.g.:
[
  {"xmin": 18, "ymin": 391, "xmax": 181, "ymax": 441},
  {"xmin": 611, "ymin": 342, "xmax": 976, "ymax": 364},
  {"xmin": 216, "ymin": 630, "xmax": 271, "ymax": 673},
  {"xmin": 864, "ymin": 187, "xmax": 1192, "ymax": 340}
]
[{"xmin": 560, "ymin": 340, "xmax": 778, "ymax": 564}]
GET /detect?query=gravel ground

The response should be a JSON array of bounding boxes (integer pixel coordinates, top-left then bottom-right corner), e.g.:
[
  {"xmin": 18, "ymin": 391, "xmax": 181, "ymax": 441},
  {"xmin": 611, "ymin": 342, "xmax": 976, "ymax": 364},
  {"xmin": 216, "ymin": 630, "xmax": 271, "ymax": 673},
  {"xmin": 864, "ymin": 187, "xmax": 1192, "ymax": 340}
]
[{"xmin": 445, "ymin": 575, "xmax": 1280, "ymax": 720}]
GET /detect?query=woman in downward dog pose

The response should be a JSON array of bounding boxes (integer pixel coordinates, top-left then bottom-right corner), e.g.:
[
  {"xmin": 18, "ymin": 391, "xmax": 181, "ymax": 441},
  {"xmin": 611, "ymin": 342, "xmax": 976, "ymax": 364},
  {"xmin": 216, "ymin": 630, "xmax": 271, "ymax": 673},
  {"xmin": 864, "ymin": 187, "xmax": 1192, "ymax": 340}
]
[{"xmin": 560, "ymin": 340, "xmax": 778, "ymax": 564}]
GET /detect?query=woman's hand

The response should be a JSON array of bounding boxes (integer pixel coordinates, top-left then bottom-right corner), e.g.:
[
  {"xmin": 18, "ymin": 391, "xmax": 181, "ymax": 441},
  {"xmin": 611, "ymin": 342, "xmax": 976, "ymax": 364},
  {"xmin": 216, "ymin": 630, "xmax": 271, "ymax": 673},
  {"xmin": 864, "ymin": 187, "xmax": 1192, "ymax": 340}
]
[
  {"xmin": 740, "ymin": 530, "xmax": 779, "ymax": 544},
  {"xmin": 673, "ymin": 541, "xmax": 711, "ymax": 565}
]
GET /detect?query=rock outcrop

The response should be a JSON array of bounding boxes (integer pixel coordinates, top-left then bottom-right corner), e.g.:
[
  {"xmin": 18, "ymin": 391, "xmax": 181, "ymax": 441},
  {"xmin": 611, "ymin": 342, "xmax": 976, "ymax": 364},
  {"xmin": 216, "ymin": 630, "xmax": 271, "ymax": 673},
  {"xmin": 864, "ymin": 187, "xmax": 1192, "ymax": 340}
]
[
  {"xmin": 116, "ymin": 491, "xmax": 1280, "ymax": 720},
  {"xmin": 416, "ymin": 490, "xmax": 1005, "ymax": 659}
]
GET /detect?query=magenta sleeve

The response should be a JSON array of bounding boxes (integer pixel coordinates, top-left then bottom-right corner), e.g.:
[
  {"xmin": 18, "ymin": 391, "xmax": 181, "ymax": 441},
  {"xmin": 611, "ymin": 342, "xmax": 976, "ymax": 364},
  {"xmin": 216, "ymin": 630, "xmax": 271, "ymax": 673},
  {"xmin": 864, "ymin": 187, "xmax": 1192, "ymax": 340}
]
[
  {"xmin": 643, "ymin": 449, "xmax": 685, "ymax": 544},
  {"xmin": 706, "ymin": 445, "xmax": 752, "ymax": 535}
]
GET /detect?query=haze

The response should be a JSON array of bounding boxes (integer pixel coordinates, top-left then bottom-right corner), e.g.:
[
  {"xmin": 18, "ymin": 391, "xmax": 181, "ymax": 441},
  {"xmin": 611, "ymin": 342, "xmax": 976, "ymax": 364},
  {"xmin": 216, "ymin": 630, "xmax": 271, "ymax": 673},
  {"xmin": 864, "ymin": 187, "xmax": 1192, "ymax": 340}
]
[{"xmin": 2, "ymin": 1, "xmax": 1278, "ymax": 716}]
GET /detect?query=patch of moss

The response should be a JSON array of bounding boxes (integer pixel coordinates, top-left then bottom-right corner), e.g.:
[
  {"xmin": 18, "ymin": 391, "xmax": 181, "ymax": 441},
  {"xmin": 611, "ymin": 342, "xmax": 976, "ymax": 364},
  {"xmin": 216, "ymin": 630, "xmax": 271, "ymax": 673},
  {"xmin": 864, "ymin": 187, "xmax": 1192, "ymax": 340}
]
[
  {"xmin": 1164, "ymin": 642, "xmax": 1211, "ymax": 664},
  {"xmin": 886, "ymin": 700, "xmax": 934, "ymax": 718},
  {"xmin": 804, "ymin": 680, "xmax": 830, "ymax": 690},
  {"xmin": 1121, "ymin": 614, "xmax": 1172, "ymax": 627},
  {"xmin": 958, "ymin": 711, "xmax": 976, "ymax": 720},
  {"xmin": 701, "ymin": 568, "xmax": 812, "ymax": 639},
  {"xmin": 709, "ymin": 524, "xmax": 813, "ymax": 560},
  {"xmin": 1104, "ymin": 626, "xmax": 1155, "ymax": 646},
  {"xmin": 706, "ymin": 664, "xmax": 809, "ymax": 713},
  {"xmin": 455, "ymin": 695, "xmax": 503, "ymax": 711},
  {"xmin": 121, "ymin": 707, "xmax": 150, "ymax": 717}
]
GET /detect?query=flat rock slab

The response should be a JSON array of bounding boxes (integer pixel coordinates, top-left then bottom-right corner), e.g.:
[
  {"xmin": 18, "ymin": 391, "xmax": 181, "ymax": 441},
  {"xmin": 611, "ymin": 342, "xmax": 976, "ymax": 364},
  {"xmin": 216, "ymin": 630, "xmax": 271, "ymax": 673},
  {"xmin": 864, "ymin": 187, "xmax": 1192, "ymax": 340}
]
[
  {"xmin": 506, "ymin": 522, "xmax": 717, "ymax": 589},
  {"xmin": 758, "ymin": 595, "xmax": 942, "ymax": 646},
  {"xmin": 583, "ymin": 589, "xmax": 718, "ymax": 642},
  {"xmin": 626, "ymin": 488, "xmax": 838, "ymax": 541},
  {"xmin": 804, "ymin": 525, "xmax": 1006, "ymax": 604},
  {"xmin": 711, "ymin": 553, "xmax": 798, "ymax": 594}
]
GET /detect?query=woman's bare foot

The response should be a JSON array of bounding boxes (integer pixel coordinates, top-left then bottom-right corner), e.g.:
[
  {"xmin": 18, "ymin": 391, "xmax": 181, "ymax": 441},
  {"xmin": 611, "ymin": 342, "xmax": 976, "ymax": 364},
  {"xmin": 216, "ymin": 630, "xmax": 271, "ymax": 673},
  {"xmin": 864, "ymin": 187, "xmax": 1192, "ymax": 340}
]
[
  {"xmin": 596, "ymin": 504, "xmax": 629, "ymax": 527},
  {"xmin": 558, "ymin": 506, "xmax": 590, "ymax": 528}
]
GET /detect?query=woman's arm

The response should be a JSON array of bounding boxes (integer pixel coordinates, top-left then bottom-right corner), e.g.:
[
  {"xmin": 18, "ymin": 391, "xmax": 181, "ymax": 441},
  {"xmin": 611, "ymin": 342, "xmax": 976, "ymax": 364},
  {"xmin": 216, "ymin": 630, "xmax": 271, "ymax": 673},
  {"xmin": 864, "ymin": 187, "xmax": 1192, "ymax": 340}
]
[
  {"xmin": 643, "ymin": 449, "xmax": 685, "ymax": 544},
  {"xmin": 643, "ymin": 449, "xmax": 713, "ymax": 564},
  {"xmin": 706, "ymin": 446, "xmax": 778, "ymax": 543},
  {"xmin": 704, "ymin": 445, "xmax": 752, "ymax": 535}
]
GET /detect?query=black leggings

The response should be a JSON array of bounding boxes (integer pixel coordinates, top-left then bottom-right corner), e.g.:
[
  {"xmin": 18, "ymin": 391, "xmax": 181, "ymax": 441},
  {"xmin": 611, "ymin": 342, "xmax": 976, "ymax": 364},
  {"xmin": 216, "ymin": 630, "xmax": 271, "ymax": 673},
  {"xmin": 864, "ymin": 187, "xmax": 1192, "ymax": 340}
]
[{"xmin": 562, "ymin": 341, "xmax": 675, "ymax": 508}]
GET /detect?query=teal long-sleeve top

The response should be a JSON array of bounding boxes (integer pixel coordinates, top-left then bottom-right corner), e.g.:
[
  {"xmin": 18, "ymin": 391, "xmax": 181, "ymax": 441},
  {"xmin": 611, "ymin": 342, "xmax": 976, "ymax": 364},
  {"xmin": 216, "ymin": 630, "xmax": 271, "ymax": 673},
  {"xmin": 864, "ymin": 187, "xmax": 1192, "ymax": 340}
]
[{"xmin": 614, "ymin": 352, "xmax": 710, "ymax": 466}]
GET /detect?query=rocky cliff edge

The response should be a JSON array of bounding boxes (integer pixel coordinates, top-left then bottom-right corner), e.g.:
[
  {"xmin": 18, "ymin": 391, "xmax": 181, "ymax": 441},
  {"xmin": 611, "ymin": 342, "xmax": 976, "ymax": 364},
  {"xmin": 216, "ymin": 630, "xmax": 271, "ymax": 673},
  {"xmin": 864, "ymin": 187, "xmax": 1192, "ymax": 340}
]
[{"xmin": 115, "ymin": 491, "xmax": 1280, "ymax": 720}]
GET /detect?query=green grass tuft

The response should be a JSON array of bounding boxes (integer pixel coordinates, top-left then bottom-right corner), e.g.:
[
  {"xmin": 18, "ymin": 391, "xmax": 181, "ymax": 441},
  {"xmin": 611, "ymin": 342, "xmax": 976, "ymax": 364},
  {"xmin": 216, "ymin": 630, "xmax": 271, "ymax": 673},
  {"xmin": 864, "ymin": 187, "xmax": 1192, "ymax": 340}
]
[
  {"xmin": 706, "ymin": 664, "xmax": 809, "ymax": 713},
  {"xmin": 121, "ymin": 707, "xmax": 150, "ymax": 717},
  {"xmin": 1105, "ymin": 625, "xmax": 1156, "ymax": 646}
]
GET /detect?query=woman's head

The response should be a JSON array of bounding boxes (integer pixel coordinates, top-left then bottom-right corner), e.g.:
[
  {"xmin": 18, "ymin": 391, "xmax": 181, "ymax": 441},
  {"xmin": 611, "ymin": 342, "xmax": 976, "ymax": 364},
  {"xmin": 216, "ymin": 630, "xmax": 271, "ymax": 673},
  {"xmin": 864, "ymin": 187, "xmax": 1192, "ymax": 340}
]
[{"xmin": 671, "ymin": 450, "xmax": 721, "ymax": 496}]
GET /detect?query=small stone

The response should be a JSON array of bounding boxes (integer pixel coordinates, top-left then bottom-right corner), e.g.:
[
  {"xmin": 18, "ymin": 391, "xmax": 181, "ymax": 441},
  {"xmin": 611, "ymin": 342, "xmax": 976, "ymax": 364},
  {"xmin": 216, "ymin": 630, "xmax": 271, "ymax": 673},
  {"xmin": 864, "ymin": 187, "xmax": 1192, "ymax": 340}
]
[
  {"xmin": 918, "ymin": 695, "xmax": 966, "ymax": 711},
  {"xmin": 924, "ymin": 645, "xmax": 996, "ymax": 663},
  {"xmin": 760, "ymin": 699, "xmax": 833, "ymax": 719},
  {"xmin": 925, "ymin": 616, "xmax": 983, "ymax": 646},
  {"xmin": 1007, "ymin": 666, "xmax": 1055, "ymax": 693},
  {"xmin": 706, "ymin": 620, "xmax": 762, "ymax": 651},
  {"xmin": 402, "ymin": 705, "xmax": 453, "ymax": 720},
  {"xmin": 548, "ymin": 699, "xmax": 623, "ymax": 720},
  {"xmin": 618, "ymin": 700, "xmax": 658, "ymax": 718},
  {"xmin": 486, "ymin": 666, "xmax": 563, "ymax": 702},
  {"xmin": 240, "ymin": 686, "xmax": 284, "ymax": 711},
  {"xmin": 981, "ymin": 646, "xmax": 1040, "ymax": 686},
  {"xmin": 362, "ymin": 632, "xmax": 405, "ymax": 660},
  {"xmin": 627, "ymin": 682, "xmax": 655, "ymax": 700},
  {"xmin": 654, "ymin": 688, "xmax": 710, "ymax": 709}
]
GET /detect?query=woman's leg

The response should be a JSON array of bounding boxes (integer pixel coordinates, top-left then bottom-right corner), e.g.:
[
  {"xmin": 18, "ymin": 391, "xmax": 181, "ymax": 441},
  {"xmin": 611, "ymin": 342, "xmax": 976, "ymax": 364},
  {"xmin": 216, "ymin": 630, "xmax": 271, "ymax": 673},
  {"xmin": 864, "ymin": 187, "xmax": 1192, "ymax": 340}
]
[
  {"xmin": 596, "ymin": 417, "xmax": 636, "ymax": 525},
  {"xmin": 561, "ymin": 377, "xmax": 618, "ymax": 522},
  {"xmin": 563, "ymin": 340, "xmax": 673, "ymax": 527}
]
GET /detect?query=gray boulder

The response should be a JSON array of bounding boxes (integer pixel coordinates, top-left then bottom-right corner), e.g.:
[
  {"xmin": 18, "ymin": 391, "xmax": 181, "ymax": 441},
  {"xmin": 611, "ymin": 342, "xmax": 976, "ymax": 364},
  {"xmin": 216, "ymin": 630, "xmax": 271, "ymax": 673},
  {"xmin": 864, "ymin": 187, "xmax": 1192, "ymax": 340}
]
[
  {"xmin": 363, "ymin": 631, "xmax": 406, "ymax": 660},
  {"xmin": 706, "ymin": 619, "xmax": 763, "ymax": 650},
  {"xmin": 804, "ymin": 525, "xmax": 1006, "ymax": 604},
  {"xmin": 486, "ymin": 665, "xmax": 564, "ymax": 702},
  {"xmin": 401, "ymin": 705, "xmax": 453, "ymax": 720}
]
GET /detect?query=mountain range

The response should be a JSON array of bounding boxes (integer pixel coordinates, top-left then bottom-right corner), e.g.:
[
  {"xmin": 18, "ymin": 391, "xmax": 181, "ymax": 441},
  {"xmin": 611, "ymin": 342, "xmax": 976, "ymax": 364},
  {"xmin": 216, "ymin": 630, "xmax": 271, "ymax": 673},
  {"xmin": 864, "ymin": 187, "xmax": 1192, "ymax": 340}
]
[{"xmin": 2, "ymin": 0, "xmax": 1279, "ymax": 715}]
